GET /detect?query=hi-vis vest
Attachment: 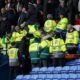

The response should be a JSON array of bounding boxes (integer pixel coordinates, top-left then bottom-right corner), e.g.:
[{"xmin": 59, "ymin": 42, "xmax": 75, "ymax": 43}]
[
  {"xmin": 49, "ymin": 38, "xmax": 66, "ymax": 53},
  {"xmin": 12, "ymin": 30, "xmax": 27, "ymax": 42},
  {"xmin": 44, "ymin": 20, "xmax": 57, "ymax": 32},
  {"xmin": 56, "ymin": 18, "xmax": 68, "ymax": 30},
  {"xmin": 28, "ymin": 24, "xmax": 38, "ymax": 34},
  {"xmin": 7, "ymin": 48, "xmax": 19, "ymax": 66},
  {"xmin": 65, "ymin": 31, "xmax": 79, "ymax": 44},
  {"xmin": 1, "ymin": 37, "xmax": 12, "ymax": 50},
  {"xmin": 29, "ymin": 43, "xmax": 39, "ymax": 52}
]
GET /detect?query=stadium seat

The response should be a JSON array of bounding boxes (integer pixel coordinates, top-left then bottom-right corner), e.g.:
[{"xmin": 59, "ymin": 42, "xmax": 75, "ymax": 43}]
[
  {"xmin": 38, "ymin": 67, "xmax": 47, "ymax": 74},
  {"xmin": 76, "ymin": 74, "xmax": 80, "ymax": 80},
  {"xmin": 61, "ymin": 74, "xmax": 69, "ymax": 79},
  {"xmin": 46, "ymin": 74, "xmax": 54, "ymax": 79},
  {"xmin": 53, "ymin": 74, "xmax": 62, "ymax": 79},
  {"xmin": 75, "ymin": 59, "xmax": 80, "ymax": 65},
  {"xmin": 54, "ymin": 66, "xmax": 62, "ymax": 74},
  {"xmin": 69, "ymin": 74, "xmax": 77, "ymax": 80},
  {"xmin": 46, "ymin": 67, "xmax": 55, "ymax": 74},
  {"xmin": 29, "ymin": 75, "xmax": 38, "ymax": 80},
  {"xmin": 76, "ymin": 65, "xmax": 80, "ymax": 73},
  {"xmin": 31, "ymin": 67, "xmax": 40, "ymax": 74},
  {"xmin": 22, "ymin": 75, "xmax": 31, "ymax": 80},
  {"xmin": 38, "ymin": 74, "xmax": 46, "ymax": 79},
  {"xmin": 61, "ymin": 66, "xmax": 69, "ymax": 73},
  {"xmin": 16, "ymin": 75, "xmax": 23, "ymax": 80},
  {"xmin": 69, "ymin": 66, "xmax": 77, "ymax": 73}
]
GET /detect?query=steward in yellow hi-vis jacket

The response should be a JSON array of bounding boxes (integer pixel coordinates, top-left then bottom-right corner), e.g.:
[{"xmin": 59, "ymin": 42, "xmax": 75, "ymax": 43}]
[
  {"xmin": 65, "ymin": 24, "xmax": 79, "ymax": 54},
  {"xmin": 12, "ymin": 26, "xmax": 27, "ymax": 42},
  {"xmin": 49, "ymin": 32, "xmax": 67, "ymax": 66},
  {"xmin": 0, "ymin": 32, "xmax": 13, "ymax": 54},
  {"xmin": 7, "ymin": 42, "xmax": 19, "ymax": 80},
  {"xmin": 39, "ymin": 37, "xmax": 51, "ymax": 67},
  {"xmin": 29, "ymin": 37, "xmax": 41, "ymax": 67}
]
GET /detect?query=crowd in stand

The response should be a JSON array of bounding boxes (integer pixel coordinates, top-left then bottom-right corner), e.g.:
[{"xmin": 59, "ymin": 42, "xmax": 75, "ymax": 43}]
[{"xmin": 0, "ymin": 0, "xmax": 80, "ymax": 80}]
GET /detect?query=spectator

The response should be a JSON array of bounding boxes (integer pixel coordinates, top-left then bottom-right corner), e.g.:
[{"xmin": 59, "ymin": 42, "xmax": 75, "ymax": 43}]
[
  {"xmin": 18, "ymin": 7, "xmax": 29, "ymax": 26},
  {"xmin": 67, "ymin": 0, "xmax": 79, "ymax": 25},
  {"xmin": 36, "ymin": 0, "xmax": 44, "ymax": 28},
  {"xmin": 0, "ymin": 7, "xmax": 7, "ymax": 37},
  {"xmin": 55, "ymin": 0, "xmax": 68, "ymax": 20}
]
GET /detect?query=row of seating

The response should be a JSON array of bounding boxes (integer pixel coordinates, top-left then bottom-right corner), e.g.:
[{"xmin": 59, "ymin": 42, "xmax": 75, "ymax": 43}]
[
  {"xmin": 66, "ymin": 59, "xmax": 80, "ymax": 66},
  {"xmin": 16, "ymin": 74, "xmax": 80, "ymax": 80},
  {"xmin": 31, "ymin": 66, "xmax": 80, "ymax": 74}
]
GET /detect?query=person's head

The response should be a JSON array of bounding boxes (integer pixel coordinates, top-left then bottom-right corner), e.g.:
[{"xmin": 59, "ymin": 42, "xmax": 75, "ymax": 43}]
[
  {"xmin": 67, "ymin": 24, "xmax": 73, "ymax": 31},
  {"xmin": 6, "ymin": 31, "xmax": 12, "ymax": 38},
  {"xmin": 15, "ymin": 26, "xmax": 20, "ymax": 32},
  {"xmin": 7, "ymin": 0, "xmax": 11, "ymax": 3},
  {"xmin": 22, "ymin": 7, "xmax": 27, "ymax": 13},
  {"xmin": 1, "ymin": 8, "xmax": 5, "ymax": 14},
  {"xmin": 48, "ymin": 0, "xmax": 52, "ymax": 3},
  {"xmin": 59, "ymin": 0, "xmax": 65, "ymax": 8},
  {"xmin": 59, "ymin": 13, "xmax": 64, "ymax": 19},
  {"xmin": 36, "ymin": 0, "xmax": 41, "ymax": 4},
  {"xmin": 47, "ymin": 14, "xmax": 53, "ymax": 19}
]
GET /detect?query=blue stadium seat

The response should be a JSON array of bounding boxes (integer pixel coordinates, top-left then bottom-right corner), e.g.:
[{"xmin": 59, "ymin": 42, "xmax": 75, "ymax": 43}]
[
  {"xmin": 76, "ymin": 74, "xmax": 80, "ymax": 80},
  {"xmin": 23, "ymin": 75, "xmax": 31, "ymax": 80},
  {"xmin": 66, "ymin": 61, "xmax": 75, "ymax": 66},
  {"xmin": 61, "ymin": 66, "xmax": 69, "ymax": 73},
  {"xmin": 16, "ymin": 75, "xmax": 23, "ymax": 80},
  {"xmin": 54, "ymin": 66, "xmax": 62, "ymax": 74},
  {"xmin": 30, "ymin": 75, "xmax": 38, "ymax": 80},
  {"xmin": 76, "ymin": 65, "xmax": 80, "ymax": 73},
  {"xmin": 46, "ymin": 67, "xmax": 55, "ymax": 74},
  {"xmin": 75, "ymin": 59, "xmax": 80, "ymax": 65},
  {"xmin": 38, "ymin": 74, "xmax": 46, "ymax": 79},
  {"xmin": 61, "ymin": 74, "xmax": 69, "ymax": 79},
  {"xmin": 38, "ymin": 67, "xmax": 47, "ymax": 74},
  {"xmin": 69, "ymin": 74, "xmax": 77, "ymax": 80},
  {"xmin": 69, "ymin": 66, "xmax": 77, "ymax": 73},
  {"xmin": 53, "ymin": 74, "xmax": 62, "ymax": 79},
  {"xmin": 46, "ymin": 74, "xmax": 54, "ymax": 79},
  {"xmin": 31, "ymin": 67, "xmax": 40, "ymax": 74}
]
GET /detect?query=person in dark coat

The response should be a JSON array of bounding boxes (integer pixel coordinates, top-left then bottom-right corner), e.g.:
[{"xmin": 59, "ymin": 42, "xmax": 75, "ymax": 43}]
[
  {"xmin": 36, "ymin": 0, "xmax": 44, "ymax": 28},
  {"xmin": 67, "ymin": 0, "xmax": 79, "ymax": 25},
  {"xmin": 18, "ymin": 7, "xmax": 29, "ymax": 26},
  {"xmin": 55, "ymin": 0, "xmax": 68, "ymax": 20},
  {"xmin": 0, "ymin": 7, "xmax": 7, "ymax": 37}
]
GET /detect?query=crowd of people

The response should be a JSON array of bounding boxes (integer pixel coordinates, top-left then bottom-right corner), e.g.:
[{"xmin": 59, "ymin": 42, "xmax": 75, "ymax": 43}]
[{"xmin": 0, "ymin": 0, "xmax": 80, "ymax": 80}]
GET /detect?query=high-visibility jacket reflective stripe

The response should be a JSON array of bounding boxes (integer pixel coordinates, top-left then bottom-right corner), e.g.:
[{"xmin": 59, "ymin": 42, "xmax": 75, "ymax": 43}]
[
  {"xmin": 50, "ymin": 38, "xmax": 66, "ymax": 53},
  {"xmin": 28, "ymin": 25, "xmax": 38, "ymax": 34},
  {"xmin": 65, "ymin": 31, "xmax": 79, "ymax": 44}
]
